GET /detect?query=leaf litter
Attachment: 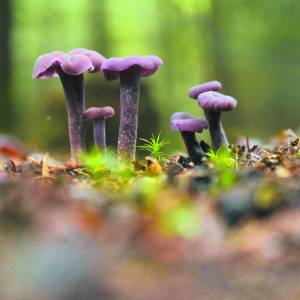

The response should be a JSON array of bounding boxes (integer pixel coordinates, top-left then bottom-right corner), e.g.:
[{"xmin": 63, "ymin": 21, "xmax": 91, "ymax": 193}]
[{"xmin": 0, "ymin": 130, "xmax": 300, "ymax": 299}]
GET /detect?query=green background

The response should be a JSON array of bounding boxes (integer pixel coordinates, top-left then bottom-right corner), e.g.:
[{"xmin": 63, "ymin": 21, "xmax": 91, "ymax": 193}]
[{"xmin": 1, "ymin": 0, "xmax": 300, "ymax": 158}]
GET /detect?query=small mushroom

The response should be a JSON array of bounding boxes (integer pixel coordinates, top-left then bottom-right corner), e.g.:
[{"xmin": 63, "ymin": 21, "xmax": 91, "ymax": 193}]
[
  {"xmin": 198, "ymin": 91, "xmax": 237, "ymax": 150},
  {"xmin": 171, "ymin": 112, "xmax": 208, "ymax": 164},
  {"xmin": 32, "ymin": 49, "xmax": 105, "ymax": 165},
  {"xmin": 84, "ymin": 106, "xmax": 115, "ymax": 150},
  {"xmin": 101, "ymin": 55, "xmax": 163, "ymax": 161},
  {"xmin": 188, "ymin": 81, "xmax": 222, "ymax": 99}
]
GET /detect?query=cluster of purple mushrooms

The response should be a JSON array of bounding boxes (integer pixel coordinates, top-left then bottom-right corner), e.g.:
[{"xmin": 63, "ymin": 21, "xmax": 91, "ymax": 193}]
[
  {"xmin": 171, "ymin": 81, "xmax": 237, "ymax": 164},
  {"xmin": 33, "ymin": 48, "xmax": 237, "ymax": 166}
]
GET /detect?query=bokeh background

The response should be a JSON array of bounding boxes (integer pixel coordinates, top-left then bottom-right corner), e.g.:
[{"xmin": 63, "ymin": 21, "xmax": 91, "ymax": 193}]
[{"xmin": 1, "ymin": 0, "xmax": 300, "ymax": 157}]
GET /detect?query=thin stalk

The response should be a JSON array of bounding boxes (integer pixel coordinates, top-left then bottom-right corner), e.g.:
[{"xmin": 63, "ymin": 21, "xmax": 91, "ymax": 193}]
[
  {"xmin": 205, "ymin": 110, "xmax": 228, "ymax": 151},
  {"xmin": 181, "ymin": 131, "xmax": 204, "ymax": 164},
  {"xmin": 58, "ymin": 70, "xmax": 86, "ymax": 165},
  {"xmin": 118, "ymin": 67, "xmax": 141, "ymax": 161},
  {"xmin": 93, "ymin": 118, "xmax": 106, "ymax": 150}
]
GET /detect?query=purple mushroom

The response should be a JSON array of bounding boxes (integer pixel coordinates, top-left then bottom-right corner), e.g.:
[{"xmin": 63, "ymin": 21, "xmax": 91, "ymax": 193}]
[
  {"xmin": 171, "ymin": 112, "xmax": 208, "ymax": 164},
  {"xmin": 198, "ymin": 91, "xmax": 237, "ymax": 150},
  {"xmin": 101, "ymin": 55, "xmax": 163, "ymax": 161},
  {"xmin": 84, "ymin": 106, "xmax": 115, "ymax": 150},
  {"xmin": 188, "ymin": 81, "xmax": 222, "ymax": 99},
  {"xmin": 32, "ymin": 48, "xmax": 105, "ymax": 165}
]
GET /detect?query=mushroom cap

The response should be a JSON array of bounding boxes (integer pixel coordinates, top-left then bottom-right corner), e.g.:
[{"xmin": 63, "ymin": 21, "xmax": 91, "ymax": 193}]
[
  {"xmin": 170, "ymin": 112, "xmax": 194, "ymax": 121},
  {"xmin": 68, "ymin": 48, "xmax": 105, "ymax": 73},
  {"xmin": 170, "ymin": 112, "xmax": 208, "ymax": 133},
  {"xmin": 198, "ymin": 91, "xmax": 237, "ymax": 111},
  {"xmin": 101, "ymin": 55, "xmax": 163, "ymax": 81},
  {"xmin": 188, "ymin": 81, "xmax": 222, "ymax": 99},
  {"xmin": 84, "ymin": 106, "xmax": 115, "ymax": 120},
  {"xmin": 33, "ymin": 49, "xmax": 105, "ymax": 79}
]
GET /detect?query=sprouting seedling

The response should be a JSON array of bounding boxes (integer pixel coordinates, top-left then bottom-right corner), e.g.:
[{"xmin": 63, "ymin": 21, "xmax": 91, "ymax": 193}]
[
  {"xmin": 206, "ymin": 145, "xmax": 235, "ymax": 169},
  {"xmin": 138, "ymin": 133, "xmax": 169, "ymax": 162}
]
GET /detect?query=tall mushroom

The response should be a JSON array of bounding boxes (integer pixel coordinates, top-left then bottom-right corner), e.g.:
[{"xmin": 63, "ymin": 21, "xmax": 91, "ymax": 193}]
[
  {"xmin": 197, "ymin": 91, "xmax": 237, "ymax": 151},
  {"xmin": 84, "ymin": 106, "xmax": 115, "ymax": 151},
  {"xmin": 171, "ymin": 112, "xmax": 208, "ymax": 164},
  {"xmin": 101, "ymin": 55, "xmax": 163, "ymax": 161},
  {"xmin": 188, "ymin": 81, "xmax": 222, "ymax": 99},
  {"xmin": 32, "ymin": 48, "xmax": 105, "ymax": 165}
]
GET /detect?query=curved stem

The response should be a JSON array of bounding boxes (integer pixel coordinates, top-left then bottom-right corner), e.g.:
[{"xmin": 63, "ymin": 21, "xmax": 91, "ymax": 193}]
[
  {"xmin": 94, "ymin": 118, "xmax": 106, "ymax": 150},
  {"xmin": 58, "ymin": 70, "xmax": 85, "ymax": 165},
  {"xmin": 181, "ymin": 131, "xmax": 204, "ymax": 164},
  {"xmin": 118, "ymin": 68, "xmax": 141, "ymax": 161},
  {"xmin": 205, "ymin": 110, "xmax": 228, "ymax": 150}
]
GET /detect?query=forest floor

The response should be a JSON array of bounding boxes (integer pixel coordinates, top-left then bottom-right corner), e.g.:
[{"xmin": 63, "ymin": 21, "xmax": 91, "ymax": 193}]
[{"xmin": 0, "ymin": 130, "xmax": 300, "ymax": 300}]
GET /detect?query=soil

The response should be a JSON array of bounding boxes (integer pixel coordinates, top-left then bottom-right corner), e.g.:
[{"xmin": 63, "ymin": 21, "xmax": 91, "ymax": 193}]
[{"xmin": 0, "ymin": 130, "xmax": 300, "ymax": 300}]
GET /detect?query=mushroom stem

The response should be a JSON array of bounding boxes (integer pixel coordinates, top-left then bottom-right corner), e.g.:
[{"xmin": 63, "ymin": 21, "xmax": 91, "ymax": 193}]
[
  {"xmin": 180, "ymin": 132, "xmax": 205, "ymax": 164},
  {"xmin": 205, "ymin": 111, "xmax": 228, "ymax": 150},
  {"xmin": 58, "ymin": 70, "xmax": 86, "ymax": 164},
  {"xmin": 93, "ymin": 118, "xmax": 106, "ymax": 150},
  {"xmin": 118, "ymin": 67, "xmax": 141, "ymax": 161}
]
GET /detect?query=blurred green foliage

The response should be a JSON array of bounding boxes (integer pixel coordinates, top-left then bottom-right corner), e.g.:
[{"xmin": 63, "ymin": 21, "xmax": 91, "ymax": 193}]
[
  {"xmin": 207, "ymin": 146, "xmax": 235, "ymax": 169},
  {"xmin": 1, "ymin": 0, "xmax": 300, "ymax": 156},
  {"xmin": 158, "ymin": 203, "xmax": 200, "ymax": 238},
  {"xmin": 207, "ymin": 146, "xmax": 237, "ymax": 194},
  {"xmin": 80, "ymin": 148, "xmax": 135, "ymax": 188}
]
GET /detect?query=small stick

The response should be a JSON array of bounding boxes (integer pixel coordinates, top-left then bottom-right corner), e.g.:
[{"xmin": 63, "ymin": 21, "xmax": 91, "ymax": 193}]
[
  {"xmin": 246, "ymin": 136, "xmax": 250, "ymax": 152},
  {"xmin": 42, "ymin": 152, "xmax": 50, "ymax": 177}
]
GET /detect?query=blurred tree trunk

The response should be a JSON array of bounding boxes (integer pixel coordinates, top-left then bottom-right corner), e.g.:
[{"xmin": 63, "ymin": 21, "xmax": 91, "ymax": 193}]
[
  {"xmin": 207, "ymin": 0, "xmax": 234, "ymax": 92},
  {"xmin": 203, "ymin": 0, "xmax": 240, "ymax": 135},
  {"xmin": 89, "ymin": 0, "xmax": 110, "ymax": 55},
  {"xmin": 0, "ymin": 0, "xmax": 13, "ymax": 132}
]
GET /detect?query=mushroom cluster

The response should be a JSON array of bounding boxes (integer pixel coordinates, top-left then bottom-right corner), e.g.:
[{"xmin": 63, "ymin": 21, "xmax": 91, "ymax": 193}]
[
  {"xmin": 33, "ymin": 47, "xmax": 237, "ymax": 165},
  {"xmin": 33, "ymin": 51, "xmax": 163, "ymax": 164},
  {"xmin": 170, "ymin": 80, "xmax": 237, "ymax": 163},
  {"xmin": 33, "ymin": 49, "xmax": 105, "ymax": 165}
]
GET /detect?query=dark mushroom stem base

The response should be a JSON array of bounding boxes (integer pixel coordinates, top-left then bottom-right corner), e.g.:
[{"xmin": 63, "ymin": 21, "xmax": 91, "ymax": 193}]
[
  {"xmin": 93, "ymin": 118, "xmax": 106, "ymax": 150},
  {"xmin": 58, "ymin": 70, "xmax": 86, "ymax": 164},
  {"xmin": 181, "ymin": 132, "xmax": 205, "ymax": 165},
  {"xmin": 118, "ymin": 67, "xmax": 141, "ymax": 161},
  {"xmin": 205, "ymin": 111, "xmax": 228, "ymax": 151}
]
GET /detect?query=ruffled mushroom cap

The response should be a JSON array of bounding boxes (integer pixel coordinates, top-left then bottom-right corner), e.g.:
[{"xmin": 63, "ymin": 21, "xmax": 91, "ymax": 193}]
[
  {"xmin": 33, "ymin": 49, "xmax": 105, "ymax": 79},
  {"xmin": 198, "ymin": 91, "xmax": 237, "ymax": 111},
  {"xmin": 101, "ymin": 55, "xmax": 163, "ymax": 80},
  {"xmin": 68, "ymin": 48, "xmax": 105, "ymax": 72},
  {"xmin": 170, "ymin": 113, "xmax": 208, "ymax": 132},
  {"xmin": 84, "ymin": 106, "xmax": 115, "ymax": 121},
  {"xmin": 188, "ymin": 81, "xmax": 222, "ymax": 99}
]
